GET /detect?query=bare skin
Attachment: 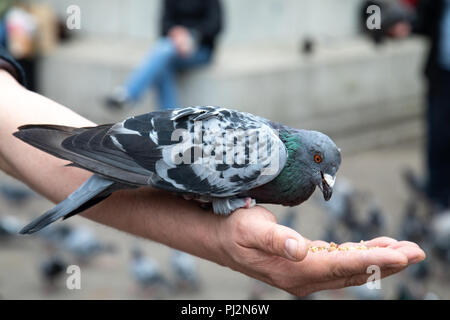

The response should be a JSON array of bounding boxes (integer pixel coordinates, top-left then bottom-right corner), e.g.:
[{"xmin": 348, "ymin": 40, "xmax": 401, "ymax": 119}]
[
  {"xmin": 168, "ymin": 26, "xmax": 194, "ymax": 57},
  {"xmin": 0, "ymin": 70, "xmax": 425, "ymax": 296}
]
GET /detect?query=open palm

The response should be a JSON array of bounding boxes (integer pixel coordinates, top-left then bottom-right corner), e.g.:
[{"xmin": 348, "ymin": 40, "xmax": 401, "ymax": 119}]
[{"xmin": 218, "ymin": 206, "xmax": 425, "ymax": 297}]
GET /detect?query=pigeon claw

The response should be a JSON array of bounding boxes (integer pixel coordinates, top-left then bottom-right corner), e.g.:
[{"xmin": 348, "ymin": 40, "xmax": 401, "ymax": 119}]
[{"xmin": 244, "ymin": 197, "xmax": 256, "ymax": 209}]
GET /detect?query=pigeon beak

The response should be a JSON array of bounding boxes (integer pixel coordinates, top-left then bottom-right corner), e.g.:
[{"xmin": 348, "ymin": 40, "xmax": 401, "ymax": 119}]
[{"xmin": 319, "ymin": 173, "xmax": 335, "ymax": 201}]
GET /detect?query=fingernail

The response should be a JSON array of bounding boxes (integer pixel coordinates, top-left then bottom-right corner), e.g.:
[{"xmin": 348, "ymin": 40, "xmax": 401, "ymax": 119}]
[{"xmin": 285, "ymin": 238, "xmax": 298, "ymax": 260}]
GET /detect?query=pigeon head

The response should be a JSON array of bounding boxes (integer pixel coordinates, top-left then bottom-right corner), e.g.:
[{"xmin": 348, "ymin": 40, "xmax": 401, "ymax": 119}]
[{"xmin": 292, "ymin": 130, "xmax": 341, "ymax": 201}]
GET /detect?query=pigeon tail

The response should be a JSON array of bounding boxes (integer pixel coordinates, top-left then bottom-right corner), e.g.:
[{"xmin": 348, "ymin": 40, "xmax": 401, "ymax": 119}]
[{"xmin": 19, "ymin": 175, "xmax": 115, "ymax": 234}]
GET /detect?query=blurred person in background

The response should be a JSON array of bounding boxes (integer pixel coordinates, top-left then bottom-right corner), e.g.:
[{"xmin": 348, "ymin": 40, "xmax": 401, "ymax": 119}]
[
  {"xmin": 0, "ymin": 0, "xmax": 56, "ymax": 93},
  {"xmin": 106, "ymin": 0, "xmax": 223, "ymax": 111},
  {"xmin": 0, "ymin": 1, "xmax": 16, "ymax": 47},
  {"xmin": 364, "ymin": 0, "xmax": 450, "ymax": 210}
]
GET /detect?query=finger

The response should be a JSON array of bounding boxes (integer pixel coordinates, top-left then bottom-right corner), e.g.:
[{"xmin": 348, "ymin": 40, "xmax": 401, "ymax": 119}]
[
  {"xmin": 297, "ymin": 266, "xmax": 404, "ymax": 296},
  {"xmin": 317, "ymin": 247, "xmax": 409, "ymax": 279},
  {"xmin": 339, "ymin": 242, "xmax": 363, "ymax": 247},
  {"xmin": 337, "ymin": 240, "xmax": 425, "ymax": 265},
  {"xmin": 364, "ymin": 237, "xmax": 398, "ymax": 248},
  {"xmin": 387, "ymin": 240, "xmax": 420, "ymax": 249},
  {"xmin": 387, "ymin": 242, "xmax": 426, "ymax": 264},
  {"xmin": 318, "ymin": 237, "xmax": 398, "ymax": 249},
  {"xmin": 245, "ymin": 219, "xmax": 308, "ymax": 262}
]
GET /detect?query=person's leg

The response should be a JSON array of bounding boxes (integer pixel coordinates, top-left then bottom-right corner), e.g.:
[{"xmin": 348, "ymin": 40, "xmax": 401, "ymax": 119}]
[
  {"xmin": 124, "ymin": 38, "xmax": 177, "ymax": 102},
  {"xmin": 0, "ymin": 19, "xmax": 7, "ymax": 48},
  {"xmin": 156, "ymin": 67, "xmax": 178, "ymax": 110},
  {"xmin": 173, "ymin": 46, "xmax": 213, "ymax": 71},
  {"xmin": 154, "ymin": 47, "xmax": 213, "ymax": 110},
  {"xmin": 426, "ymin": 77, "xmax": 450, "ymax": 209}
]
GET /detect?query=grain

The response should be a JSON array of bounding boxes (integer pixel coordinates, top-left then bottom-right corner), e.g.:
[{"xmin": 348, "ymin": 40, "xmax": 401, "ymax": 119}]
[{"xmin": 308, "ymin": 240, "xmax": 378, "ymax": 253}]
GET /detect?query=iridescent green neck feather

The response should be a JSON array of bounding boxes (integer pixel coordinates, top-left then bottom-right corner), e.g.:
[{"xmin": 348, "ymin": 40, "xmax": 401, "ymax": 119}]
[{"xmin": 248, "ymin": 129, "xmax": 316, "ymax": 206}]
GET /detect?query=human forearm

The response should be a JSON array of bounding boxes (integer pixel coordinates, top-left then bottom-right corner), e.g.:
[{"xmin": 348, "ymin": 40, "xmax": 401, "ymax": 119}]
[{"xmin": 0, "ymin": 70, "xmax": 225, "ymax": 264}]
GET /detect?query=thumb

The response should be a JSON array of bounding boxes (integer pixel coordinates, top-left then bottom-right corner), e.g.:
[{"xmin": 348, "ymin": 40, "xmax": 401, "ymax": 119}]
[{"xmin": 247, "ymin": 219, "xmax": 308, "ymax": 262}]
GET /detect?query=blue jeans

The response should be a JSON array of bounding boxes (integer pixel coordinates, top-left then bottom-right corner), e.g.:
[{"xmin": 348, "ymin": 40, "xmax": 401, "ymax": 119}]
[
  {"xmin": 124, "ymin": 38, "xmax": 212, "ymax": 110},
  {"xmin": 0, "ymin": 19, "xmax": 7, "ymax": 48}
]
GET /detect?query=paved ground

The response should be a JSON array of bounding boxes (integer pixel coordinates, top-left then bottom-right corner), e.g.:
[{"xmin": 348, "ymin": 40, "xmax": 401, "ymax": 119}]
[{"xmin": 0, "ymin": 137, "xmax": 448, "ymax": 300}]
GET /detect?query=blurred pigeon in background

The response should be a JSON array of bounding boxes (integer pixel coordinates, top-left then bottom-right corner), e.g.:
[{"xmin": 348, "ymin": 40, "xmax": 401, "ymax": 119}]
[
  {"xmin": 346, "ymin": 284, "xmax": 384, "ymax": 300},
  {"xmin": 322, "ymin": 226, "xmax": 342, "ymax": 244},
  {"xmin": 396, "ymin": 278, "xmax": 440, "ymax": 300},
  {"xmin": 0, "ymin": 215, "xmax": 21, "ymax": 238},
  {"xmin": 402, "ymin": 168, "xmax": 447, "ymax": 214},
  {"xmin": 407, "ymin": 260, "xmax": 430, "ymax": 282},
  {"xmin": 39, "ymin": 254, "xmax": 67, "ymax": 289},
  {"xmin": 316, "ymin": 178, "xmax": 359, "ymax": 229},
  {"xmin": 37, "ymin": 225, "xmax": 115, "ymax": 263},
  {"xmin": 399, "ymin": 199, "xmax": 429, "ymax": 244},
  {"xmin": 0, "ymin": 183, "xmax": 35, "ymax": 206},
  {"xmin": 395, "ymin": 283, "xmax": 418, "ymax": 300},
  {"xmin": 357, "ymin": 202, "xmax": 385, "ymax": 240},
  {"xmin": 430, "ymin": 210, "xmax": 450, "ymax": 265},
  {"xmin": 37, "ymin": 224, "xmax": 72, "ymax": 245},
  {"xmin": 402, "ymin": 168, "xmax": 427, "ymax": 198},
  {"xmin": 15, "ymin": 106, "xmax": 341, "ymax": 234},
  {"xmin": 61, "ymin": 226, "xmax": 115, "ymax": 263},
  {"xmin": 170, "ymin": 250, "xmax": 200, "ymax": 292}
]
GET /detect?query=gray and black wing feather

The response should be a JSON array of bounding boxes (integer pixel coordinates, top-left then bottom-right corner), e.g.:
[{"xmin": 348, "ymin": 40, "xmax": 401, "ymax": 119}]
[{"xmin": 109, "ymin": 106, "xmax": 287, "ymax": 196}]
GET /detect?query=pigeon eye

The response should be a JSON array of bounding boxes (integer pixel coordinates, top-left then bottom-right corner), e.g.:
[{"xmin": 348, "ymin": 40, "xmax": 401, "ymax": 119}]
[{"xmin": 314, "ymin": 154, "xmax": 322, "ymax": 163}]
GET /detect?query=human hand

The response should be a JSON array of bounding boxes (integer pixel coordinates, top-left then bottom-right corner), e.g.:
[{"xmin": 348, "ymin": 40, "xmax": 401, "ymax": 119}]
[
  {"xmin": 217, "ymin": 206, "xmax": 425, "ymax": 297},
  {"xmin": 168, "ymin": 26, "xmax": 193, "ymax": 57}
]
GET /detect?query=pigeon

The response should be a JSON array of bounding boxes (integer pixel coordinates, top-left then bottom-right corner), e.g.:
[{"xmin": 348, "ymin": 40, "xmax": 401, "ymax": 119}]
[
  {"xmin": 0, "ymin": 183, "xmax": 35, "ymax": 206},
  {"xmin": 316, "ymin": 178, "xmax": 358, "ymax": 229},
  {"xmin": 60, "ymin": 226, "xmax": 115, "ymax": 263},
  {"xmin": 430, "ymin": 210, "xmax": 450, "ymax": 264},
  {"xmin": 130, "ymin": 247, "xmax": 170, "ymax": 290},
  {"xmin": 395, "ymin": 283, "xmax": 417, "ymax": 300},
  {"xmin": 0, "ymin": 215, "xmax": 21, "ymax": 238},
  {"xmin": 358, "ymin": 202, "xmax": 385, "ymax": 240},
  {"xmin": 346, "ymin": 284, "xmax": 384, "ymax": 300},
  {"xmin": 402, "ymin": 168, "xmax": 427, "ymax": 198},
  {"xmin": 37, "ymin": 224, "xmax": 114, "ymax": 262},
  {"xmin": 407, "ymin": 260, "xmax": 430, "ymax": 281},
  {"xmin": 36, "ymin": 224, "xmax": 73, "ymax": 244},
  {"xmin": 170, "ymin": 250, "xmax": 200, "ymax": 291},
  {"xmin": 322, "ymin": 226, "xmax": 342, "ymax": 244},
  {"xmin": 14, "ymin": 106, "xmax": 341, "ymax": 234},
  {"xmin": 39, "ymin": 255, "xmax": 67, "ymax": 286},
  {"xmin": 400, "ymin": 199, "xmax": 429, "ymax": 244}
]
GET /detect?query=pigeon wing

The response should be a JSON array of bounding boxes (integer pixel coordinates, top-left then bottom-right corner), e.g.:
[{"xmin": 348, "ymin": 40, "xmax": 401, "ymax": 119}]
[{"xmin": 63, "ymin": 107, "xmax": 287, "ymax": 197}]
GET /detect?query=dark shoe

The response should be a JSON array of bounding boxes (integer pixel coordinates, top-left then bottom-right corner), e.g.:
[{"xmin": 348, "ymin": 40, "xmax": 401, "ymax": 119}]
[
  {"xmin": 402, "ymin": 168, "xmax": 427, "ymax": 197},
  {"xmin": 105, "ymin": 87, "xmax": 129, "ymax": 110}
]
